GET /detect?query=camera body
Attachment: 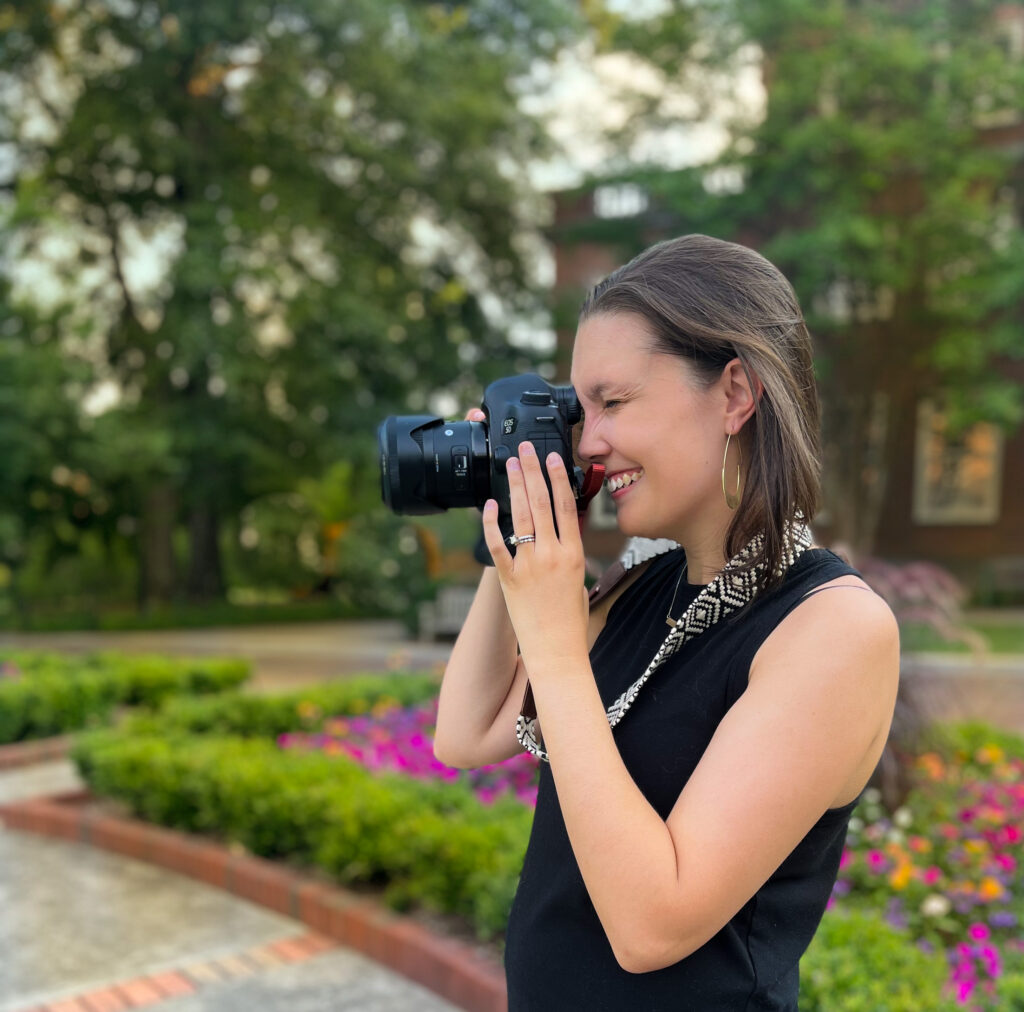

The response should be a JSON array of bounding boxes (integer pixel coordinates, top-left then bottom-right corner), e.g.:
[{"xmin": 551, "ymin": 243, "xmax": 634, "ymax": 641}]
[{"xmin": 378, "ymin": 373, "xmax": 603, "ymax": 563}]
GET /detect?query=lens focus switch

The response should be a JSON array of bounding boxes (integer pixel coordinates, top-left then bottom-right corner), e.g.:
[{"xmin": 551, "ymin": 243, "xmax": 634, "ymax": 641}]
[{"xmin": 453, "ymin": 446, "xmax": 469, "ymax": 491}]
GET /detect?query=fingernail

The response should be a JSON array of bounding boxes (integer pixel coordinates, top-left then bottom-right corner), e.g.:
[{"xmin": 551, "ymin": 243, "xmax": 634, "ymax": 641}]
[
  {"xmin": 519, "ymin": 441, "xmax": 535, "ymax": 456},
  {"xmin": 507, "ymin": 458, "xmax": 521, "ymax": 473},
  {"xmin": 547, "ymin": 452, "xmax": 562, "ymax": 468}
]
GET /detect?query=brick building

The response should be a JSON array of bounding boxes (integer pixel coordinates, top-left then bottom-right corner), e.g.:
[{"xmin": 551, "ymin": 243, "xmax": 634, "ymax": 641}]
[{"xmin": 550, "ymin": 182, "xmax": 1024, "ymax": 600}]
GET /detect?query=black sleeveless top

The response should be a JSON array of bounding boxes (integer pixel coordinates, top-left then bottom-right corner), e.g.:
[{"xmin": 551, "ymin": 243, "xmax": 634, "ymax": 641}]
[{"xmin": 505, "ymin": 547, "xmax": 862, "ymax": 1011}]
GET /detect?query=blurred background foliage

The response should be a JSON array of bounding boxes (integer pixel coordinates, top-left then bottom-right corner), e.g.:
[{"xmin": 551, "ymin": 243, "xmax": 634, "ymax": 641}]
[
  {"xmin": 0, "ymin": 0, "xmax": 1022, "ymax": 627},
  {"xmin": 0, "ymin": 0, "xmax": 590, "ymax": 625}
]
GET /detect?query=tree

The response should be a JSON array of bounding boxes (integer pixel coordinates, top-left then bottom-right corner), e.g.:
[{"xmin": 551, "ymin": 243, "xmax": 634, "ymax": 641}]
[
  {"xmin": 0, "ymin": 286, "xmax": 97, "ymax": 619},
  {"xmin": 0, "ymin": 0, "xmax": 580, "ymax": 605},
  {"xmin": 595, "ymin": 0, "xmax": 1024, "ymax": 552}
]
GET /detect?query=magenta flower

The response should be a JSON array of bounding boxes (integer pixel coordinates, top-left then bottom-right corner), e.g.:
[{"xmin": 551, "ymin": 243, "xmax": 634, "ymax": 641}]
[
  {"xmin": 866, "ymin": 850, "xmax": 887, "ymax": 872},
  {"xmin": 278, "ymin": 698, "xmax": 540, "ymax": 807}
]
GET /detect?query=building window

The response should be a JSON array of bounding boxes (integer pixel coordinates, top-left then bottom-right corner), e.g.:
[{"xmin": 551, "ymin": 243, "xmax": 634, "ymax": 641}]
[
  {"xmin": 592, "ymin": 184, "xmax": 649, "ymax": 219},
  {"xmin": 912, "ymin": 400, "xmax": 1004, "ymax": 525}
]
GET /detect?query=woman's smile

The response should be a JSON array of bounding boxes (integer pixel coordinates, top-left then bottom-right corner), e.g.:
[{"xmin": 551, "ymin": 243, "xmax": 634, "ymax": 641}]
[{"xmin": 606, "ymin": 468, "xmax": 645, "ymax": 498}]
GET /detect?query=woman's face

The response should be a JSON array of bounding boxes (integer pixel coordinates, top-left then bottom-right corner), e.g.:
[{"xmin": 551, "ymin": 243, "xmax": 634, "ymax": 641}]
[{"xmin": 570, "ymin": 312, "xmax": 727, "ymax": 543}]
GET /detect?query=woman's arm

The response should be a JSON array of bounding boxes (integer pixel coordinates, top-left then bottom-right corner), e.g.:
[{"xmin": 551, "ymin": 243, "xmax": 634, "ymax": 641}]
[{"xmin": 433, "ymin": 566, "xmax": 533, "ymax": 769}]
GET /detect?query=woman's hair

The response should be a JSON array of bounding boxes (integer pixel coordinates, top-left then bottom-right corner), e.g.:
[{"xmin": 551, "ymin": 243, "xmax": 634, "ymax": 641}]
[{"xmin": 579, "ymin": 233, "xmax": 821, "ymax": 596}]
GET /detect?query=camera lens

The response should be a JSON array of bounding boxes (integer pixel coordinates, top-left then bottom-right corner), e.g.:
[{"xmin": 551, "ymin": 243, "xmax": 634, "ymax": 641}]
[{"xmin": 378, "ymin": 415, "xmax": 490, "ymax": 514}]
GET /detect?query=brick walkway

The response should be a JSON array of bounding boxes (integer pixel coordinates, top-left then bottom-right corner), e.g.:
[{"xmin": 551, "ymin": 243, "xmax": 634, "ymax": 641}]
[{"xmin": 0, "ymin": 764, "xmax": 458, "ymax": 1012}]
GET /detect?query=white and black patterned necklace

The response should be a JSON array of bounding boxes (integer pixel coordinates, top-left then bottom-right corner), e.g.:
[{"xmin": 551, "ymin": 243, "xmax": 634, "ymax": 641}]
[{"xmin": 515, "ymin": 522, "xmax": 814, "ymax": 762}]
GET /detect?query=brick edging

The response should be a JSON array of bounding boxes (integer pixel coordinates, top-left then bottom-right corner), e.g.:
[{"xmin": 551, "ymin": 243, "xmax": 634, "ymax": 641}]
[
  {"xmin": 0, "ymin": 735, "xmax": 75, "ymax": 770},
  {"xmin": 0, "ymin": 793, "xmax": 507, "ymax": 1012}
]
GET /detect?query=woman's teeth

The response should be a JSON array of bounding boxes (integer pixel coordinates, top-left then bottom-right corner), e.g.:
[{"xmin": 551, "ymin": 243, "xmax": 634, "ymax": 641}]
[{"xmin": 608, "ymin": 469, "xmax": 643, "ymax": 492}]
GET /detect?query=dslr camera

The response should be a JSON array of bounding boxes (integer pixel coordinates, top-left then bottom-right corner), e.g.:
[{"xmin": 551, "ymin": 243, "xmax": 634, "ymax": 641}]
[{"xmin": 378, "ymin": 374, "xmax": 604, "ymax": 564}]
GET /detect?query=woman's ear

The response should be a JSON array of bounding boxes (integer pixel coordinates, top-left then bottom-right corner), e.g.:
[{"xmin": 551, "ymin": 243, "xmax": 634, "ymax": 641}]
[{"xmin": 722, "ymin": 357, "xmax": 761, "ymax": 429}]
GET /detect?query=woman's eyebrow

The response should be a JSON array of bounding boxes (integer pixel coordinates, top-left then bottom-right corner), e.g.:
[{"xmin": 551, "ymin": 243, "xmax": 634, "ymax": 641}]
[{"xmin": 577, "ymin": 381, "xmax": 628, "ymax": 402}]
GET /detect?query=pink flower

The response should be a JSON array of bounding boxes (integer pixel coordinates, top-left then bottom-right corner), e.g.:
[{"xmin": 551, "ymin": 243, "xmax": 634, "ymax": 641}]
[{"xmin": 968, "ymin": 923, "xmax": 990, "ymax": 941}]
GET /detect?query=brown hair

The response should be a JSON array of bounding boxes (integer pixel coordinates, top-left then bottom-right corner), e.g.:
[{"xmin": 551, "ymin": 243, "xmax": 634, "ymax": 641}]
[{"xmin": 579, "ymin": 234, "xmax": 821, "ymax": 596}]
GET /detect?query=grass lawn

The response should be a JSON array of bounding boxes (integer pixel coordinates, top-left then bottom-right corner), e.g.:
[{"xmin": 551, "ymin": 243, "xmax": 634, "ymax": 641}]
[{"xmin": 901, "ymin": 620, "xmax": 1024, "ymax": 655}]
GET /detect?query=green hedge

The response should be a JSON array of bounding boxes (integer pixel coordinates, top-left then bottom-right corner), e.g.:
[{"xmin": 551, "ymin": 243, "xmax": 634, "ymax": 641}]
[
  {"xmin": 72, "ymin": 730, "xmax": 530, "ymax": 939},
  {"xmin": 124, "ymin": 671, "xmax": 439, "ymax": 739},
  {"xmin": 0, "ymin": 651, "xmax": 250, "ymax": 744}
]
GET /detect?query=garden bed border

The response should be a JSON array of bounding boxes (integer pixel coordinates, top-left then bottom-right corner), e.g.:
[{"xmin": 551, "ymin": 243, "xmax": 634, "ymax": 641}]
[
  {"xmin": 0, "ymin": 791, "xmax": 506, "ymax": 1012},
  {"xmin": 0, "ymin": 734, "xmax": 75, "ymax": 770}
]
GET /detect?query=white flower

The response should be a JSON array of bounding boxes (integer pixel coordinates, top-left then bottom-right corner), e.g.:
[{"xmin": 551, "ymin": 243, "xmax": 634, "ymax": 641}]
[
  {"xmin": 893, "ymin": 807, "xmax": 913, "ymax": 828},
  {"xmin": 863, "ymin": 787, "xmax": 882, "ymax": 805},
  {"xmin": 921, "ymin": 895, "xmax": 951, "ymax": 918},
  {"xmin": 848, "ymin": 817, "xmax": 864, "ymax": 833}
]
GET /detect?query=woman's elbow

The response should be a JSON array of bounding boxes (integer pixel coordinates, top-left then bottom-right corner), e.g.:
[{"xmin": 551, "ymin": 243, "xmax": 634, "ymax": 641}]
[
  {"xmin": 432, "ymin": 738, "xmax": 476, "ymax": 770},
  {"xmin": 611, "ymin": 926, "xmax": 700, "ymax": 975}
]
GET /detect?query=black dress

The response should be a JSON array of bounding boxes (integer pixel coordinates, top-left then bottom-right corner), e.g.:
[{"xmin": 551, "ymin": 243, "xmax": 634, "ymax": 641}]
[{"xmin": 505, "ymin": 547, "xmax": 862, "ymax": 1011}]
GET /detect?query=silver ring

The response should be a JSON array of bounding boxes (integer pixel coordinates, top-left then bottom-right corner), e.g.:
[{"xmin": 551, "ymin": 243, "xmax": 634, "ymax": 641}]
[{"xmin": 507, "ymin": 533, "xmax": 536, "ymax": 548}]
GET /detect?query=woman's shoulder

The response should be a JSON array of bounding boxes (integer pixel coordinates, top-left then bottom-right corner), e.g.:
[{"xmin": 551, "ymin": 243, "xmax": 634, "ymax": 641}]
[{"xmin": 752, "ymin": 547, "xmax": 898, "ymax": 677}]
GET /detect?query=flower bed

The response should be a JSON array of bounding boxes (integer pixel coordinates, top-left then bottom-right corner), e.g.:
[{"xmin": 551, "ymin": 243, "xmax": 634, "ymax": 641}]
[
  {"xmin": 0, "ymin": 650, "xmax": 250, "ymax": 743},
  {"xmin": 821, "ymin": 723, "xmax": 1024, "ymax": 1010},
  {"xmin": 278, "ymin": 698, "xmax": 539, "ymax": 808},
  {"xmin": 72, "ymin": 674, "xmax": 1024, "ymax": 1007}
]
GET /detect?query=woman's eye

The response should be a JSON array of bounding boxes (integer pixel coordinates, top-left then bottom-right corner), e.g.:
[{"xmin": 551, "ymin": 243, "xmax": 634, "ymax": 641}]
[{"xmin": 603, "ymin": 400, "xmax": 621, "ymax": 410}]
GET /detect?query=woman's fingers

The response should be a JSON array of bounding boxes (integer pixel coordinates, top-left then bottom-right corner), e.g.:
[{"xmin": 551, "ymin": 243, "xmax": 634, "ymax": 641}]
[
  {"xmin": 463, "ymin": 408, "xmax": 486, "ymax": 422},
  {"xmin": 505, "ymin": 455, "xmax": 536, "ymax": 541},
  {"xmin": 481, "ymin": 500, "xmax": 512, "ymax": 572},
  {"xmin": 545, "ymin": 452, "xmax": 580, "ymax": 542},
  {"xmin": 515, "ymin": 442, "xmax": 557, "ymax": 542}
]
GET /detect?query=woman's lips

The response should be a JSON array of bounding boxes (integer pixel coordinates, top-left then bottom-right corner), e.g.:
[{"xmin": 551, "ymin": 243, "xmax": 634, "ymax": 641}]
[{"xmin": 607, "ymin": 468, "xmax": 644, "ymax": 498}]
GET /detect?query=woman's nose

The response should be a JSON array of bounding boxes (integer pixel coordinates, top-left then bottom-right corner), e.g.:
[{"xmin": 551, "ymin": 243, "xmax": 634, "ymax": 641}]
[{"xmin": 575, "ymin": 417, "xmax": 610, "ymax": 462}]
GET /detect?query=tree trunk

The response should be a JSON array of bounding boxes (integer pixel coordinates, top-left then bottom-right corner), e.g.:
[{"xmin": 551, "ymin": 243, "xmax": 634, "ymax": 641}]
[
  {"xmin": 186, "ymin": 503, "xmax": 225, "ymax": 602},
  {"xmin": 140, "ymin": 482, "xmax": 178, "ymax": 607}
]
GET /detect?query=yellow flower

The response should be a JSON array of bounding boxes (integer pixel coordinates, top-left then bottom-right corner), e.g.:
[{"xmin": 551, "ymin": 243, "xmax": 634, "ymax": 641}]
[
  {"xmin": 889, "ymin": 863, "xmax": 913, "ymax": 890},
  {"xmin": 371, "ymin": 698, "xmax": 399, "ymax": 717},
  {"xmin": 976, "ymin": 744, "xmax": 1005, "ymax": 765},
  {"xmin": 978, "ymin": 877, "xmax": 1004, "ymax": 901},
  {"xmin": 965, "ymin": 839, "xmax": 988, "ymax": 856}
]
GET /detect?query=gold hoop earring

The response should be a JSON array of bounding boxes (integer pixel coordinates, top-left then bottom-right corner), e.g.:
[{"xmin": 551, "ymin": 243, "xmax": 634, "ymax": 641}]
[{"xmin": 722, "ymin": 432, "xmax": 742, "ymax": 510}]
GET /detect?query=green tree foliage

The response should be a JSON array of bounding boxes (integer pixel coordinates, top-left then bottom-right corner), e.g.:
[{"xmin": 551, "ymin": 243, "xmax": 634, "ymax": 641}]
[
  {"xmin": 610, "ymin": 0, "xmax": 1024, "ymax": 550},
  {"xmin": 0, "ymin": 286, "xmax": 100, "ymax": 615},
  {"xmin": 0, "ymin": 0, "xmax": 581, "ymax": 606}
]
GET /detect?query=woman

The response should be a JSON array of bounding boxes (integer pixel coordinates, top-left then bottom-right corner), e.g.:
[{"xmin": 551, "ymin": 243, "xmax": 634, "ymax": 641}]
[{"xmin": 433, "ymin": 234, "xmax": 899, "ymax": 1010}]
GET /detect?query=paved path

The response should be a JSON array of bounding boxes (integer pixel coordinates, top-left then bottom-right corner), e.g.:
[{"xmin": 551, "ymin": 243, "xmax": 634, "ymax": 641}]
[{"xmin": 0, "ymin": 762, "xmax": 458, "ymax": 1012}]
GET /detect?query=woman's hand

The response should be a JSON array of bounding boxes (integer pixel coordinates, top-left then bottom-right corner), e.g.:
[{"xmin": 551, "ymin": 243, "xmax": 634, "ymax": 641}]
[{"xmin": 481, "ymin": 441, "xmax": 589, "ymax": 675}]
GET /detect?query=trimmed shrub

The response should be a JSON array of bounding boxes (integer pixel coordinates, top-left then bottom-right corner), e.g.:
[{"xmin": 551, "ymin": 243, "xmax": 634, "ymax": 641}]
[
  {"xmin": 0, "ymin": 651, "xmax": 250, "ymax": 743},
  {"xmin": 132, "ymin": 671, "xmax": 439, "ymax": 739},
  {"xmin": 73, "ymin": 729, "xmax": 531, "ymax": 939}
]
